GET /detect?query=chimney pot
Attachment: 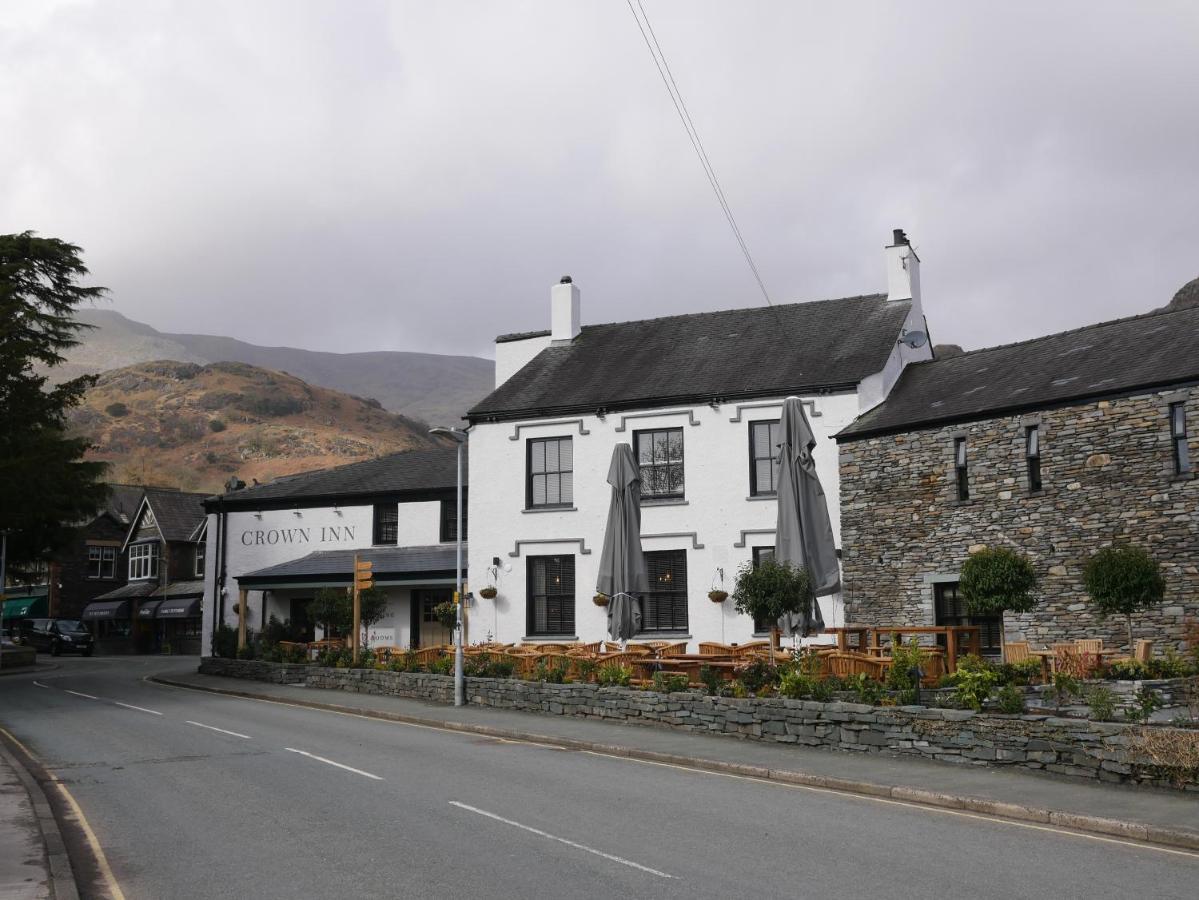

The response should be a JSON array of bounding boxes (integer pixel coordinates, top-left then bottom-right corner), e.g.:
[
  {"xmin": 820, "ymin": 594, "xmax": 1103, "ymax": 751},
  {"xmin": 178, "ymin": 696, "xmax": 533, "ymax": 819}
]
[
  {"xmin": 560, "ymin": 275, "xmax": 572, "ymax": 284},
  {"xmin": 891, "ymin": 228, "xmax": 908, "ymax": 246},
  {"xmin": 885, "ymin": 229, "xmax": 920, "ymax": 303},
  {"xmin": 551, "ymin": 277, "xmax": 581, "ymax": 342}
]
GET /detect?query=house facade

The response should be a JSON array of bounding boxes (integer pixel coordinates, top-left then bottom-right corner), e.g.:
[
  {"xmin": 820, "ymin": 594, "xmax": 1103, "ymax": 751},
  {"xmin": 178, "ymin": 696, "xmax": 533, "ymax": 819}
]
[
  {"xmin": 464, "ymin": 232, "xmax": 932, "ymax": 647},
  {"xmin": 86, "ymin": 488, "xmax": 208, "ymax": 654},
  {"xmin": 200, "ymin": 447, "xmax": 466, "ymax": 657},
  {"xmin": 836, "ymin": 304, "xmax": 1199, "ymax": 653}
]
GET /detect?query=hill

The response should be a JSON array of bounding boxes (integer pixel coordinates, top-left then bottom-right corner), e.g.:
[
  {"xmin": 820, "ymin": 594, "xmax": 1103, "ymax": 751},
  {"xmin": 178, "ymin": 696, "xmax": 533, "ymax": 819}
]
[
  {"xmin": 50, "ymin": 308, "xmax": 494, "ymax": 427},
  {"xmin": 68, "ymin": 360, "xmax": 446, "ymax": 493}
]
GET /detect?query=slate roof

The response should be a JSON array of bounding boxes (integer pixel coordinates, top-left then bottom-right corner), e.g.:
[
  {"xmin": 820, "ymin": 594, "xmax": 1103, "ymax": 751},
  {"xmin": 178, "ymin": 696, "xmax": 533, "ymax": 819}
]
[
  {"xmin": 151, "ymin": 579, "xmax": 205, "ymax": 599},
  {"xmin": 92, "ymin": 581, "xmax": 157, "ymax": 601},
  {"xmin": 496, "ymin": 328, "xmax": 551, "ymax": 343},
  {"xmin": 469, "ymin": 294, "xmax": 911, "ymax": 421},
  {"xmin": 238, "ymin": 544, "xmax": 464, "ymax": 585},
  {"xmin": 143, "ymin": 489, "xmax": 208, "ymax": 542},
  {"xmin": 839, "ymin": 304, "xmax": 1199, "ymax": 440},
  {"xmin": 207, "ymin": 447, "xmax": 464, "ymax": 509}
]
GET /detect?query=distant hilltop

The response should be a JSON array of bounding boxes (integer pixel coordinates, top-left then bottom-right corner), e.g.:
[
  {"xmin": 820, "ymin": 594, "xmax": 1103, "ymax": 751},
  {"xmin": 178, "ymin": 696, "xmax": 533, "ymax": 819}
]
[{"xmin": 48, "ymin": 308, "xmax": 495, "ymax": 427}]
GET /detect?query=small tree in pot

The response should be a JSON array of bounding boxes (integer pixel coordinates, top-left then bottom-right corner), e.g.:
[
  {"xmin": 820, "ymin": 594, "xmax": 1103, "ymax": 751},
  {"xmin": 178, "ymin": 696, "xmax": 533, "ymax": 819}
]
[
  {"xmin": 356, "ymin": 587, "xmax": 390, "ymax": 652},
  {"xmin": 1083, "ymin": 546, "xmax": 1165, "ymax": 650},
  {"xmin": 732, "ymin": 558, "xmax": 810, "ymax": 664},
  {"xmin": 959, "ymin": 546, "xmax": 1037, "ymax": 657},
  {"xmin": 307, "ymin": 588, "xmax": 351, "ymax": 642}
]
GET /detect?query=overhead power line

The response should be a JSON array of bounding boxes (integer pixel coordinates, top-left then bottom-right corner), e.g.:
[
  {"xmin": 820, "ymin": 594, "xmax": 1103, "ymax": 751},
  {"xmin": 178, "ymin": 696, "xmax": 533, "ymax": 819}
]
[{"xmin": 625, "ymin": 0, "xmax": 774, "ymax": 309}]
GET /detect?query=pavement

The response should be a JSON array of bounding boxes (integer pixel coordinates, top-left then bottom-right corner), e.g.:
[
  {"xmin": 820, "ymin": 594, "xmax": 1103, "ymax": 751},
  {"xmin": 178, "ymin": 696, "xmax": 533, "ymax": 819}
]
[
  {"xmin": 0, "ymin": 657, "xmax": 1196, "ymax": 899},
  {"xmin": 158, "ymin": 661, "xmax": 1199, "ymax": 847},
  {"xmin": 0, "ymin": 751, "xmax": 49, "ymax": 899}
]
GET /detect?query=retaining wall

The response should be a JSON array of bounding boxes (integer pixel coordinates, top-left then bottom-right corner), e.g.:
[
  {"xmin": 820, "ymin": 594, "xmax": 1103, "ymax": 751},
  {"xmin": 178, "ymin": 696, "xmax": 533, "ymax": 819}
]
[{"xmin": 198, "ymin": 658, "xmax": 1198, "ymax": 791}]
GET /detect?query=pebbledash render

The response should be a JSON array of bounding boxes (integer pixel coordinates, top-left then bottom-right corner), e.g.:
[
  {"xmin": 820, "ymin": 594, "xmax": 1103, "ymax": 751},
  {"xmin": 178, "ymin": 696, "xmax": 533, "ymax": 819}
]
[
  {"xmin": 836, "ymin": 303, "xmax": 1199, "ymax": 653},
  {"xmin": 464, "ymin": 231, "xmax": 932, "ymax": 648}
]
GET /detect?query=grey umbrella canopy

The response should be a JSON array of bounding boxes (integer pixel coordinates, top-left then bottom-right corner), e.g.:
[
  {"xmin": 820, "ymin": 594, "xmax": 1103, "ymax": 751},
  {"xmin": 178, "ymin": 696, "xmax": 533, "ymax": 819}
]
[
  {"xmin": 597, "ymin": 444, "xmax": 648, "ymax": 642},
  {"xmin": 774, "ymin": 397, "xmax": 840, "ymax": 637}
]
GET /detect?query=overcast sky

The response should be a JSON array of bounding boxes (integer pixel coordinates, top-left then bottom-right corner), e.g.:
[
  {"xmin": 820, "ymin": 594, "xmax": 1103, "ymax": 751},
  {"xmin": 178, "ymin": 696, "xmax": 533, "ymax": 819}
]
[{"xmin": 3, "ymin": 1, "xmax": 1197, "ymax": 359}]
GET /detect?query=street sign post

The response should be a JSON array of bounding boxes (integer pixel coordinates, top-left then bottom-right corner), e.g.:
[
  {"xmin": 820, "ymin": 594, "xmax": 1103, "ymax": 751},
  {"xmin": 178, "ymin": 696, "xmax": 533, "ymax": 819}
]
[{"xmin": 352, "ymin": 556, "xmax": 372, "ymax": 658}]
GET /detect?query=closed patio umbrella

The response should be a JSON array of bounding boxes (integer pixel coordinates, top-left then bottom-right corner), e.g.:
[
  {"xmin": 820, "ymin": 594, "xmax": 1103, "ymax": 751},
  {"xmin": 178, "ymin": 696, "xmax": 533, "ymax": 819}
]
[
  {"xmin": 597, "ymin": 444, "xmax": 648, "ymax": 645},
  {"xmin": 774, "ymin": 396, "xmax": 840, "ymax": 638}
]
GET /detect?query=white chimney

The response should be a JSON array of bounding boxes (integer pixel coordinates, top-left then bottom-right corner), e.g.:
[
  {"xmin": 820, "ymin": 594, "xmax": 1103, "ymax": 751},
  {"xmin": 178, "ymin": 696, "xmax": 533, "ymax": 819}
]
[
  {"xmin": 885, "ymin": 228, "xmax": 921, "ymax": 303},
  {"xmin": 551, "ymin": 275, "xmax": 581, "ymax": 343}
]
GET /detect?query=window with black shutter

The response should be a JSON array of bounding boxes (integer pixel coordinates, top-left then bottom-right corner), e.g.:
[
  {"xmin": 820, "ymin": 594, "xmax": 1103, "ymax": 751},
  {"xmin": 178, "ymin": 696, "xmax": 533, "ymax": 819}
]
[
  {"xmin": 934, "ymin": 581, "xmax": 1002, "ymax": 657},
  {"xmin": 1171, "ymin": 403, "xmax": 1191, "ymax": 474},
  {"xmin": 640, "ymin": 550, "xmax": 688, "ymax": 633},
  {"xmin": 440, "ymin": 498, "xmax": 466, "ymax": 542},
  {"xmin": 635, "ymin": 428, "xmax": 685, "ymax": 500},
  {"xmin": 527, "ymin": 437, "xmax": 574, "ymax": 508},
  {"xmin": 373, "ymin": 503, "xmax": 398, "ymax": 545},
  {"xmin": 527, "ymin": 555, "xmax": 575, "ymax": 636},
  {"xmin": 751, "ymin": 546, "xmax": 775, "ymax": 633},
  {"xmin": 954, "ymin": 437, "xmax": 969, "ymax": 501},
  {"xmin": 1025, "ymin": 425, "xmax": 1042, "ymax": 492},
  {"xmin": 749, "ymin": 420, "xmax": 782, "ymax": 496}
]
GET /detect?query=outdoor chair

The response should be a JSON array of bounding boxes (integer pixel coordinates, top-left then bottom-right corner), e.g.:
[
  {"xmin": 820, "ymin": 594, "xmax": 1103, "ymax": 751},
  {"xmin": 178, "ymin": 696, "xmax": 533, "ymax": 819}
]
[
  {"xmin": 731, "ymin": 641, "xmax": 771, "ymax": 659},
  {"xmin": 1075, "ymin": 639, "xmax": 1103, "ymax": 654},
  {"xmin": 1109, "ymin": 639, "xmax": 1154, "ymax": 666},
  {"xmin": 1004, "ymin": 641, "xmax": 1032, "ymax": 664},
  {"xmin": 824, "ymin": 652, "xmax": 886, "ymax": 680},
  {"xmin": 596, "ymin": 652, "xmax": 649, "ymax": 674},
  {"xmin": 698, "ymin": 642, "xmax": 736, "ymax": 656},
  {"xmin": 411, "ymin": 647, "xmax": 447, "ymax": 666},
  {"xmin": 657, "ymin": 641, "xmax": 689, "ymax": 657}
]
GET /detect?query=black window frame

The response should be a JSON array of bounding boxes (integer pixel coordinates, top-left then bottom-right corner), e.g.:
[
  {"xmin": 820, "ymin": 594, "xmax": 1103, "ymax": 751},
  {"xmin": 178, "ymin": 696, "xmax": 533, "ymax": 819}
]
[
  {"xmin": 954, "ymin": 437, "xmax": 969, "ymax": 501},
  {"xmin": 525, "ymin": 436, "xmax": 574, "ymax": 509},
  {"xmin": 934, "ymin": 581, "xmax": 1002, "ymax": 657},
  {"xmin": 440, "ymin": 497, "xmax": 467, "ymax": 542},
  {"xmin": 526, "ymin": 555, "xmax": 576, "ymax": 637},
  {"xmin": 1171, "ymin": 402, "xmax": 1191, "ymax": 474},
  {"xmin": 748, "ymin": 419, "xmax": 782, "ymax": 496},
  {"xmin": 639, "ymin": 549, "xmax": 689, "ymax": 633},
  {"xmin": 373, "ymin": 503, "xmax": 399, "ymax": 545},
  {"xmin": 750, "ymin": 546, "xmax": 776, "ymax": 634},
  {"xmin": 634, "ymin": 427, "xmax": 685, "ymax": 501},
  {"xmin": 1025, "ymin": 425, "xmax": 1042, "ymax": 492},
  {"xmin": 87, "ymin": 546, "xmax": 116, "ymax": 580}
]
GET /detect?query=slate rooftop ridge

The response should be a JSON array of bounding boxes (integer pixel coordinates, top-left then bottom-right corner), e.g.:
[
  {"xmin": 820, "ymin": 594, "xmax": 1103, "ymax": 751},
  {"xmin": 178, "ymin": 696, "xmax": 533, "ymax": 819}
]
[
  {"xmin": 143, "ymin": 488, "xmax": 209, "ymax": 541},
  {"xmin": 838, "ymin": 303, "xmax": 1199, "ymax": 439},
  {"xmin": 472, "ymin": 293, "xmax": 910, "ymax": 421}
]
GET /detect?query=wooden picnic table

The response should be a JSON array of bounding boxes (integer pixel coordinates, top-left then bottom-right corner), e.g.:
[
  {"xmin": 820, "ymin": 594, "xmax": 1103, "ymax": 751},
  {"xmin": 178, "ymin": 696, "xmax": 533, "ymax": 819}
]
[
  {"xmin": 865, "ymin": 625, "xmax": 981, "ymax": 673},
  {"xmin": 1030, "ymin": 646, "xmax": 1121, "ymax": 679}
]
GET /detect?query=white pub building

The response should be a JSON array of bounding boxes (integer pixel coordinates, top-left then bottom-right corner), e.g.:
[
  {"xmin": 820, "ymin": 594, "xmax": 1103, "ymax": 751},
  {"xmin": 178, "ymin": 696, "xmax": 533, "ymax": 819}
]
[
  {"xmin": 200, "ymin": 448, "xmax": 466, "ymax": 656},
  {"xmin": 464, "ymin": 231, "xmax": 932, "ymax": 647}
]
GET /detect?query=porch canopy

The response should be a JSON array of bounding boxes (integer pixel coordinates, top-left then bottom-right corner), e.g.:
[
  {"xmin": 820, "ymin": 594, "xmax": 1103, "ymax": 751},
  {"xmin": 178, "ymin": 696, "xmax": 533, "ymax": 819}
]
[
  {"xmin": 92, "ymin": 581, "xmax": 156, "ymax": 602},
  {"xmin": 2, "ymin": 596, "xmax": 48, "ymax": 619},
  {"xmin": 82, "ymin": 600, "xmax": 132, "ymax": 621},
  {"xmin": 236, "ymin": 544, "xmax": 466, "ymax": 590},
  {"xmin": 137, "ymin": 600, "xmax": 163, "ymax": 619}
]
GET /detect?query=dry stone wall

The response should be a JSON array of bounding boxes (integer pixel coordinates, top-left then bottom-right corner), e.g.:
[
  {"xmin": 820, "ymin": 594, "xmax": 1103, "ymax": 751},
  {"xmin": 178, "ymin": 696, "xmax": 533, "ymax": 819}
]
[
  {"xmin": 838, "ymin": 388, "xmax": 1198, "ymax": 649},
  {"xmin": 198, "ymin": 658, "xmax": 1197, "ymax": 791}
]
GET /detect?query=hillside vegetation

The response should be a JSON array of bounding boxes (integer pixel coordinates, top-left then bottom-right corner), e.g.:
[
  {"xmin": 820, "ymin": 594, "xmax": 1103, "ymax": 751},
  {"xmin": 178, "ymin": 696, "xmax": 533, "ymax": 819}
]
[{"xmin": 69, "ymin": 360, "xmax": 444, "ymax": 493}]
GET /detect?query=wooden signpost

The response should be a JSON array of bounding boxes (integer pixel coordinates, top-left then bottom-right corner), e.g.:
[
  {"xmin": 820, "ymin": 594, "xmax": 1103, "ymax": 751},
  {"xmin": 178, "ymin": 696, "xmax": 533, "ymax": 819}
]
[{"xmin": 352, "ymin": 555, "xmax": 373, "ymax": 657}]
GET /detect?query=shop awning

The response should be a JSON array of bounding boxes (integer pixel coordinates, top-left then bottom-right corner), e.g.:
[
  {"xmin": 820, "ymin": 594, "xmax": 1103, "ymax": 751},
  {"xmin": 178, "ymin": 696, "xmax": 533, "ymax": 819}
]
[
  {"xmin": 157, "ymin": 597, "xmax": 201, "ymax": 619},
  {"xmin": 237, "ymin": 544, "xmax": 465, "ymax": 589},
  {"xmin": 137, "ymin": 600, "xmax": 163, "ymax": 619},
  {"xmin": 82, "ymin": 600, "xmax": 132, "ymax": 621},
  {"xmin": 1, "ymin": 596, "xmax": 48, "ymax": 619}
]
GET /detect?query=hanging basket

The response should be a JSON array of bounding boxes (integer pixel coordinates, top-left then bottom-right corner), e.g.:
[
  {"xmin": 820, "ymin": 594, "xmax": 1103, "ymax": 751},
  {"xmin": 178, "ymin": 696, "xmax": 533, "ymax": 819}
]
[
  {"xmin": 708, "ymin": 590, "xmax": 729, "ymax": 603},
  {"xmin": 479, "ymin": 587, "xmax": 498, "ymax": 599},
  {"xmin": 593, "ymin": 593, "xmax": 610, "ymax": 607}
]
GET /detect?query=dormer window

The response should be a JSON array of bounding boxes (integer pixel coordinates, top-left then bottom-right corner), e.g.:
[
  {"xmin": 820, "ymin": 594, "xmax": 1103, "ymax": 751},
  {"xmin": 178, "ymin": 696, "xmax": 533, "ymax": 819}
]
[{"xmin": 129, "ymin": 543, "xmax": 160, "ymax": 580}]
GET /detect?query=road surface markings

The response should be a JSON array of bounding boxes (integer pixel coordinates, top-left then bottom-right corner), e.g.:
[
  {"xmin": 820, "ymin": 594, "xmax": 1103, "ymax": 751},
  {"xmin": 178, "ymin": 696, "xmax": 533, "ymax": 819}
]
[
  {"xmin": 32, "ymin": 681, "xmax": 49, "ymax": 689},
  {"xmin": 64, "ymin": 689, "xmax": 99, "ymax": 700},
  {"xmin": 113, "ymin": 701, "xmax": 163, "ymax": 716},
  {"xmin": 186, "ymin": 721, "xmax": 251, "ymax": 740},
  {"xmin": 448, "ymin": 800, "xmax": 675, "ymax": 878},
  {"xmin": 0, "ymin": 726, "xmax": 127, "ymax": 900},
  {"xmin": 581, "ymin": 751, "xmax": 1199, "ymax": 860},
  {"xmin": 284, "ymin": 748, "xmax": 383, "ymax": 780}
]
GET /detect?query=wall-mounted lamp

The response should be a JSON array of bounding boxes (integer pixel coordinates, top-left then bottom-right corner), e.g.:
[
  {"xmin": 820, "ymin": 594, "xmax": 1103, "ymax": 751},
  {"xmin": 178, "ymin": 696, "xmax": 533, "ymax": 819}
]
[{"xmin": 254, "ymin": 510, "xmax": 263, "ymax": 519}]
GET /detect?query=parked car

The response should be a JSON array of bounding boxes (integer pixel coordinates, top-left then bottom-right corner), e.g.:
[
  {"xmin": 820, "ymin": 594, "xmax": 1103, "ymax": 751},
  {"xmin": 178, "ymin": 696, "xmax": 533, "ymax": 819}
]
[{"xmin": 17, "ymin": 618, "xmax": 94, "ymax": 657}]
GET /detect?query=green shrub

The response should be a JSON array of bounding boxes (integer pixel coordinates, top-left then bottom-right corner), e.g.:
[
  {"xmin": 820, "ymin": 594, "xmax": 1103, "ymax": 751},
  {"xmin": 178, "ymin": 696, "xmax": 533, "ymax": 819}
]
[
  {"xmin": 950, "ymin": 667, "xmax": 997, "ymax": 711},
  {"xmin": 960, "ymin": 547, "xmax": 1037, "ymax": 618},
  {"xmin": 810, "ymin": 677, "xmax": 838, "ymax": 702},
  {"xmin": 105, "ymin": 402, "xmax": 129, "ymax": 418},
  {"xmin": 996, "ymin": 659, "xmax": 1042, "ymax": 686},
  {"xmin": 732, "ymin": 558, "xmax": 812, "ymax": 645},
  {"xmin": 778, "ymin": 669, "xmax": 815, "ymax": 700},
  {"xmin": 849, "ymin": 672, "xmax": 884, "ymax": 705},
  {"xmin": 428, "ymin": 655, "xmax": 454, "ymax": 675},
  {"xmin": 1147, "ymin": 649, "xmax": 1192, "ymax": 680},
  {"xmin": 574, "ymin": 659, "xmax": 599, "ymax": 683},
  {"xmin": 208, "ymin": 418, "xmax": 227, "ymax": 432},
  {"xmin": 1053, "ymin": 672, "xmax": 1082, "ymax": 705},
  {"xmin": 1087, "ymin": 686, "xmax": 1118, "ymax": 721},
  {"xmin": 651, "ymin": 672, "xmax": 689, "ymax": 693},
  {"xmin": 736, "ymin": 659, "xmax": 778, "ymax": 695},
  {"xmin": 213, "ymin": 624, "xmax": 238, "ymax": 659},
  {"xmin": 1083, "ymin": 546, "xmax": 1165, "ymax": 648},
  {"xmin": 597, "ymin": 663, "xmax": 632, "ymax": 687},
  {"xmin": 1106, "ymin": 659, "xmax": 1148, "ymax": 680},
  {"xmin": 1125, "ymin": 686, "xmax": 1163, "ymax": 724},
  {"xmin": 532, "ymin": 658, "xmax": 569, "ymax": 683},
  {"xmin": 727, "ymin": 679, "xmax": 749, "ymax": 699},
  {"xmin": 699, "ymin": 666, "xmax": 723, "ymax": 696},
  {"xmin": 995, "ymin": 685, "xmax": 1025, "ymax": 714},
  {"xmin": 432, "ymin": 601, "xmax": 458, "ymax": 630},
  {"xmin": 886, "ymin": 636, "xmax": 926, "ymax": 703}
]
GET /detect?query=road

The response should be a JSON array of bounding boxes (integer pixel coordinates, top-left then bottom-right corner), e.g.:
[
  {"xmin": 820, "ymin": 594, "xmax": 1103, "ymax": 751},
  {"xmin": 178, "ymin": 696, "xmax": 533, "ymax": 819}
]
[{"xmin": 1, "ymin": 657, "xmax": 1197, "ymax": 899}]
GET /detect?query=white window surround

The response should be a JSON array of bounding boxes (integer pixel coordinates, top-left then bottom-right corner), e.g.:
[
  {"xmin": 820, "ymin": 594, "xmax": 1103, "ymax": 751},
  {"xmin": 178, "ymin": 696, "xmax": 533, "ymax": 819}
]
[{"xmin": 129, "ymin": 542, "xmax": 160, "ymax": 581}]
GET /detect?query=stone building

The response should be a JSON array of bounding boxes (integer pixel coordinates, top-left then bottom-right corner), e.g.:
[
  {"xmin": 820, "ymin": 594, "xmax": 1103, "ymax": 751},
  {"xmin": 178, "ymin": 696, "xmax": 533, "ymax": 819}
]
[{"xmin": 836, "ymin": 304, "xmax": 1198, "ymax": 653}]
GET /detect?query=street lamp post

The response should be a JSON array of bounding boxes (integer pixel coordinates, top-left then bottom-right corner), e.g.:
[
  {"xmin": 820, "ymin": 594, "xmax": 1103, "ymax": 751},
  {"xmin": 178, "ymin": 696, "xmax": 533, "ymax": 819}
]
[{"xmin": 429, "ymin": 426, "xmax": 467, "ymax": 707}]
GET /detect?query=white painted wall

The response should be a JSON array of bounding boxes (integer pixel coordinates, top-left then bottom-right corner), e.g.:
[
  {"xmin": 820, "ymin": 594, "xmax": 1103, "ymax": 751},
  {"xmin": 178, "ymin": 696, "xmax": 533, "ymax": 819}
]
[
  {"xmin": 466, "ymin": 392, "xmax": 862, "ymax": 648},
  {"xmin": 495, "ymin": 334, "xmax": 552, "ymax": 388},
  {"xmin": 394, "ymin": 501, "xmax": 441, "ymax": 546}
]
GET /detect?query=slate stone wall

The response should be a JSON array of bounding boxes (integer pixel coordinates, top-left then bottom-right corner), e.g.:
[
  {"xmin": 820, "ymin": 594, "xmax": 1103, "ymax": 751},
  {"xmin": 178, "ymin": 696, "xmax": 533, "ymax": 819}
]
[
  {"xmin": 197, "ymin": 658, "xmax": 1197, "ymax": 790},
  {"xmin": 838, "ymin": 388, "xmax": 1199, "ymax": 650}
]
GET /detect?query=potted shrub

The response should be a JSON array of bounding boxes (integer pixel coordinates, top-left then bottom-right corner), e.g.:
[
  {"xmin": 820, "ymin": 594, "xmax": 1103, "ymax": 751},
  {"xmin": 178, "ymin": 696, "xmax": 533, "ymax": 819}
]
[
  {"xmin": 1083, "ymin": 546, "xmax": 1165, "ymax": 649},
  {"xmin": 479, "ymin": 586, "xmax": 498, "ymax": 599},
  {"xmin": 708, "ymin": 590, "xmax": 728, "ymax": 603},
  {"xmin": 959, "ymin": 546, "xmax": 1037, "ymax": 656},
  {"xmin": 593, "ymin": 592, "xmax": 609, "ymax": 607},
  {"xmin": 731, "ymin": 558, "xmax": 811, "ymax": 663}
]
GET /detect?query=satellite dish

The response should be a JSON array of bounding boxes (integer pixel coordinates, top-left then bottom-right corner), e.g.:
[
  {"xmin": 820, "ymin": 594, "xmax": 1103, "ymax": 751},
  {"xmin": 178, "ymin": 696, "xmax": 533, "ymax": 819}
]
[{"xmin": 898, "ymin": 330, "xmax": 928, "ymax": 349}]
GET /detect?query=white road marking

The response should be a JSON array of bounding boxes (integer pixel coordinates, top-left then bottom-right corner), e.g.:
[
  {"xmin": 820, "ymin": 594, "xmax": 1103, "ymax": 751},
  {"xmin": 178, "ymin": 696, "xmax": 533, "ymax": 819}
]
[
  {"xmin": 114, "ymin": 702, "xmax": 162, "ymax": 716},
  {"xmin": 32, "ymin": 681, "xmax": 49, "ymax": 689},
  {"xmin": 64, "ymin": 690, "xmax": 99, "ymax": 700},
  {"xmin": 284, "ymin": 747, "xmax": 383, "ymax": 781},
  {"xmin": 449, "ymin": 800, "xmax": 675, "ymax": 878},
  {"xmin": 186, "ymin": 721, "xmax": 251, "ymax": 740}
]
